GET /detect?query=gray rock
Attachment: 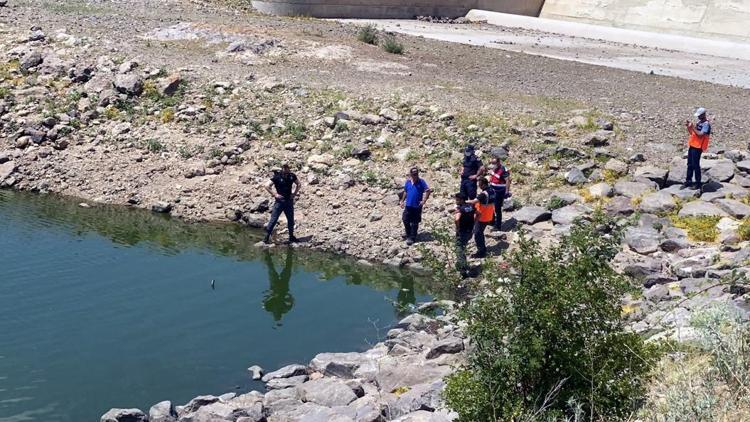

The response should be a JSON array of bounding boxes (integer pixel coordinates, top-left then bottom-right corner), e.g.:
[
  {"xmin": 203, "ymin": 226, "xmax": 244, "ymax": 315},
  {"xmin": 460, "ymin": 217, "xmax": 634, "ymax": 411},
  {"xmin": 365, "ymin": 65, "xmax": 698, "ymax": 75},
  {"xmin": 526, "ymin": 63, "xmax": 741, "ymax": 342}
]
[
  {"xmin": 604, "ymin": 196, "xmax": 634, "ymax": 216},
  {"xmin": 614, "ymin": 180, "xmax": 656, "ymax": 198},
  {"xmin": 387, "ymin": 380, "xmax": 444, "ymax": 419},
  {"xmin": 247, "ymin": 365, "xmax": 264, "ymax": 380},
  {"xmin": 737, "ymin": 160, "xmax": 750, "ymax": 173},
  {"xmin": 157, "ymin": 74, "xmax": 182, "ymax": 96},
  {"xmin": 114, "ymin": 74, "xmax": 144, "ymax": 96},
  {"xmin": 101, "ymin": 408, "xmax": 148, "ymax": 422},
  {"xmin": 310, "ymin": 352, "xmax": 369, "ymax": 378},
  {"xmin": 661, "ymin": 184, "xmax": 702, "ymax": 200},
  {"xmin": 425, "ymin": 337, "xmax": 463, "ymax": 359},
  {"xmin": 379, "ymin": 107, "xmax": 400, "ymax": 121},
  {"xmin": 588, "ymin": 182, "xmax": 613, "ymax": 198},
  {"xmin": 604, "ymin": 158, "xmax": 628, "ymax": 175},
  {"xmin": 585, "ymin": 130, "xmax": 610, "ymax": 147},
  {"xmin": 643, "ymin": 273, "xmax": 679, "ymax": 288},
  {"xmin": 666, "ymin": 157, "xmax": 689, "ymax": 186},
  {"xmin": 624, "ymin": 227, "xmax": 662, "ymax": 255},
  {"xmin": 644, "ymin": 285, "xmax": 671, "ymax": 303},
  {"xmin": 20, "ymin": 51, "xmax": 43, "ymax": 73},
  {"xmin": 704, "ymin": 159, "xmax": 735, "ymax": 182},
  {"xmin": 351, "ymin": 146, "xmax": 371, "ymax": 160},
  {"xmin": 181, "ymin": 395, "xmax": 220, "ymax": 414},
  {"xmin": 551, "ymin": 204, "xmax": 590, "ymax": 225},
  {"xmin": 396, "ymin": 313, "xmax": 435, "ymax": 332},
  {"xmin": 660, "ymin": 237, "xmax": 691, "ymax": 253},
  {"xmin": 263, "ymin": 387, "xmax": 302, "ymax": 414},
  {"xmin": 376, "ymin": 360, "xmax": 453, "ymax": 393},
  {"xmin": 151, "ymin": 201, "xmax": 173, "ymax": 213},
  {"xmin": 261, "ymin": 364, "xmax": 307, "ymax": 382},
  {"xmin": 0, "ymin": 161, "xmax": 16, "ymax": 183},
  {"xmin": 514, "ymin": 206, "xmax": 552, "ymax": 225},
  {"xmin": 548, "ymin": 191, "xmax": 581, "ymax": 206},
  {"xmin": 149, "ymin": 401, "xmax": 176, "ymax": 422},
  {"xmin": 725, "ymin": 150, "xmax": 748, "ymax": 163},
  {"xmin": 639, "ymin": 191, "xmax": 677, "ymax": 214},
  {"xmin": 393, "ymin": 410, "xmax": 453, "ymax": 422},
  {"xmin": 715, "ymin": 198, "xmax": 750, "ymax": 219},
  {"xmin": 565, "ymin": 167, "xmax": 587, "ymax": 185},
  {"xmin": 267, "ymin": 374, "xmax": 308, "ymax": 390},
  {"xmin": 678, "ymin": 201, "xmax": 730, "ymax": 218},
  {"xmin": 298, "ymin": 378, "xmax": 357, "ymax": 407},
  {"xmin": 634, "ymin": 165, "xmax": 669, "ymax": 186}
]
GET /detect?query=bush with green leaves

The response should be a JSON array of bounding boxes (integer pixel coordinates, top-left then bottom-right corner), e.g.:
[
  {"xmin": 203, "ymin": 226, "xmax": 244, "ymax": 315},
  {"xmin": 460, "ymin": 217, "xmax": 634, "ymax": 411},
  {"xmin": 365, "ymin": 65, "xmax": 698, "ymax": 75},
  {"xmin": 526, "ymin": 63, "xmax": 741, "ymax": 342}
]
[
  {"xmin": 444, "ymin": 216, "xmax": 661, "ymax": 421},
  {"xmin": 357, "ymin": 25, "xmax": 378, "ymax": 45},
  {"xmin": 381, "ymin": 35, "xmax": 404, "ymax": 55}
]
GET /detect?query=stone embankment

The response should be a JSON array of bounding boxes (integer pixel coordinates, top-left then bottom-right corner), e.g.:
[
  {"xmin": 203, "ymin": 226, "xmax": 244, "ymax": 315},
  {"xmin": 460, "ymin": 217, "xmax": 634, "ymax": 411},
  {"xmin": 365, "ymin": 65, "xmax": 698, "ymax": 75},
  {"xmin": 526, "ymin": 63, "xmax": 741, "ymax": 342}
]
[{"xmin": 101, "ymin": 302, "xmax": 463, "ymax": 422}]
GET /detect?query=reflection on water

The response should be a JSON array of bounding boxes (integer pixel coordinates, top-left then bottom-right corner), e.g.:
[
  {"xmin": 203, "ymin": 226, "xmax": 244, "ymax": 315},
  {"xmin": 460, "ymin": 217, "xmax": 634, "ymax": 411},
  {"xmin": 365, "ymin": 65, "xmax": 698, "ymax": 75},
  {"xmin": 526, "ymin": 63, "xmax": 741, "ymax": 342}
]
[
  {"xmin": 0, "ymin": 190, "xmax": 446, "ymax": 422},
  {"xmin": 263, "ymin": 250, "xmax": 295, "ymax": 325}
]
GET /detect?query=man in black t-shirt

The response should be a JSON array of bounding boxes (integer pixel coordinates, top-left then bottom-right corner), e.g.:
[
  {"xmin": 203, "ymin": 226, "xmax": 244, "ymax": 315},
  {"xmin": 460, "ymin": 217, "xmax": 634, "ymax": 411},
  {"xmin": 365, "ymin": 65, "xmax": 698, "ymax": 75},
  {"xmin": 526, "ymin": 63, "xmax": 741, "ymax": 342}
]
[
  {"xmin": 459, "ymin": 145, "xmax": 485, "ymax": 200},
  {"xmin": 264, "ymin": 163, "xmax": 301, "ymax": 244}
]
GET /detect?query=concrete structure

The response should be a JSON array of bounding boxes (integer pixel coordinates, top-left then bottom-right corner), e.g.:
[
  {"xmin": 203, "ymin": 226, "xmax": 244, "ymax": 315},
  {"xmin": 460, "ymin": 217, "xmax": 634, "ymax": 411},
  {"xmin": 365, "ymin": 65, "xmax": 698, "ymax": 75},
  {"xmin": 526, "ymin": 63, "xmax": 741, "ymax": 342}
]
[
  {"xmin": 251, "ymin": 0, "xmax": 544, "ymax": 19},
  {"xmin": 541, "ymin": 0, "xmax": 750, "ymax": 43}
]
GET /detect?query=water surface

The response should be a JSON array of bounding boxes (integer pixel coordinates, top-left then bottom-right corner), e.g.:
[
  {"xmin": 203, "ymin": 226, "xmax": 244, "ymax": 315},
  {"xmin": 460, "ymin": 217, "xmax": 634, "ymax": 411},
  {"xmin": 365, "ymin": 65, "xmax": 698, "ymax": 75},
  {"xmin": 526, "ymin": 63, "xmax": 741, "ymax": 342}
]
[{"xmin": 0, "ymin": 191, "xmax": 439, "ymax": 422}]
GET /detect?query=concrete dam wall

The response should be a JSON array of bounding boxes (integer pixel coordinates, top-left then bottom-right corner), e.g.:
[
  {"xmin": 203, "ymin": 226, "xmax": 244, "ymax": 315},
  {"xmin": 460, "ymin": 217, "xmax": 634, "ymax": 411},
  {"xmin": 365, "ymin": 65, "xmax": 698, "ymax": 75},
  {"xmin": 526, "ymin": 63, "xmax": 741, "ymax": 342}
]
[
  {"xmin": 251, "ymin": 0, "xmax": 545, "ymax": 19},
  {"xmin": 540, "ymin": 0, "xmax": 750, "ymax": 42}
]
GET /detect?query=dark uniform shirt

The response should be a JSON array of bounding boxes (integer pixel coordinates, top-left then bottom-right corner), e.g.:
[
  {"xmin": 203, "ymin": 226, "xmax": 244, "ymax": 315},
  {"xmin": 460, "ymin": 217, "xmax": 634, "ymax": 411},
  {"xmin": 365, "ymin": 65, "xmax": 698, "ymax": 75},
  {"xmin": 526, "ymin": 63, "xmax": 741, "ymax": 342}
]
[
  {"xmin": 456, "ymin": 204, "xmax": 476, "ymax": 232},
  {"xmin": 271, "ymin": 171, "xmax": 297, "ymax": 199},
  {"xmin": 461, "ymin": 155, "xmax": 483, "ymax": 180}
]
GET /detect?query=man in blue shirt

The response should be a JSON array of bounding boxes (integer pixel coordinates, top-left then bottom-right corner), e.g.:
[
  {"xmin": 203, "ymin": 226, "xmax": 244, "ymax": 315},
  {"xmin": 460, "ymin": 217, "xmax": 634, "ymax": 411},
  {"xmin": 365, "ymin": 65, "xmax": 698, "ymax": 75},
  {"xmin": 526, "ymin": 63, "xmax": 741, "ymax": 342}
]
[{"xmin": 400, "ymin": 167, "xmax": 432, "ymax": 245}]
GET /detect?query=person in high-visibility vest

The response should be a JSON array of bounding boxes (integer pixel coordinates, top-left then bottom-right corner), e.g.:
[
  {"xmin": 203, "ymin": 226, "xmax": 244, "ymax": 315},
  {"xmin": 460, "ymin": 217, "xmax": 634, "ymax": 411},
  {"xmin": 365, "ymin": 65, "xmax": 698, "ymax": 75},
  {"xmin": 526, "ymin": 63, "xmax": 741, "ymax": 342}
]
[
  {"xmin": 682, "ymin": 107, "xmax": 712, "ymax": 190},
  {"xmin": 468, "ymin": 177, "xmax": 495, "ymax": 259}
]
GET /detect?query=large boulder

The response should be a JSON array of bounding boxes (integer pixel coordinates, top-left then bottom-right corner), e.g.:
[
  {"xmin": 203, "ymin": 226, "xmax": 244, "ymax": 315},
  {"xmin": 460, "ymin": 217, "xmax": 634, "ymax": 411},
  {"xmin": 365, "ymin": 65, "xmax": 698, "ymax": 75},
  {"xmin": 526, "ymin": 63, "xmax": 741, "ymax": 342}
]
[
  {"xmin": 604, "ymin": 158, "xmax": 628, "ymax": 175},
  {"xmin": 261, "ymin": 364, "xmax": 307, "ymax": 382},
  {"xmin": 149, "ymin": 401, "xmax": 176, "ymax": 422},
  {"xmin": 20, "ymin": 51, "xmax": 43, "ymax": 73},
  {"xmin": 639, "ymin": 191, "xmax": 677, "ymax": 214},
  {"xmin": 551, "ymin": 204, "xmax": 591, "ymax": 226},
  {"xmin": 297, "ymin": 378, "xmax": 357, "ymax": 407},
  {"xmin": 514, "ymin": 206, "xmax": 552, "ymax": 225},
  {"xmin": 100, "ymin": 408, "xmax": 148, "ymax": 422},
  {"xmin": 425, "ymin": 337, "xmax": 464, "ymax": 359},
  {"xmin": 565, "ymin": 167, "xmax": 587, "ymax": 185},
  {"xmin": 604, "ymin": 196, "xmax": 634, "ymax": 216},
  {"xmin": 386, "ymin": 380, "xmax": 445, "ymax": 419},
  {"xmin": 703, "ymin": 159, "xmax": 735, "ymax": 182},
  {"xmin": 614, "ymin": 180, "xmax": 656, "ymax": 198},
  {"xmin": 634, "ymin": 165, "xmax": 669, "ymax": 186},
  {"xmin": 114, "ymin": 74, "xmax": 144, "ymax": 96},
  {"xmin": 309, "ymin": 352, "xmax": 379, "ymax": 378},
  {"xmin": 677, "ymin": 201, "xmax": 730, "ymax": 218},
  {"xmin": 624, "ymin": 226, "xmax": 662, "ymax": 255},
  {"xmin": 715, "ymin": 198, "xmax": 750, "ymax": 219},
  {"xmin": 737, "ymin": 160, "xmax": 750, "ymax": 173}
]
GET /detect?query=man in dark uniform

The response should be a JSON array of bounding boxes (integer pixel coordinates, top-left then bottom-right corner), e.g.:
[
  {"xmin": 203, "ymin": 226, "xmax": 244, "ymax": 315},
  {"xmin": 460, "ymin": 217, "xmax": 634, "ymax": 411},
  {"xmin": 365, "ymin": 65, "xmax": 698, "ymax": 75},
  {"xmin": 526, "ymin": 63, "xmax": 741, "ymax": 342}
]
[
  {"xmin": 459, "ymin": 145, "xmax": 485, "ymax": 200},
  {"xmin": 454, "ymin": 192, "xmax": 475, "ymax": 278},
  {"xmin": 264, "ymin": 163, "xmax": 301, "ymax": 244}
]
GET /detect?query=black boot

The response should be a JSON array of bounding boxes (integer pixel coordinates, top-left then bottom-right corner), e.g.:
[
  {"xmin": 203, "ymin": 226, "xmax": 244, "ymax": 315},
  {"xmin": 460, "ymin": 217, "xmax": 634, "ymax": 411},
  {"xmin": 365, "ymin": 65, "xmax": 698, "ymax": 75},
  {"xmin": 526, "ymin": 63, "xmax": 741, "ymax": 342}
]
[{"xmin": 263, "ymin": 234, "xmax": 272, "ymax": 244}]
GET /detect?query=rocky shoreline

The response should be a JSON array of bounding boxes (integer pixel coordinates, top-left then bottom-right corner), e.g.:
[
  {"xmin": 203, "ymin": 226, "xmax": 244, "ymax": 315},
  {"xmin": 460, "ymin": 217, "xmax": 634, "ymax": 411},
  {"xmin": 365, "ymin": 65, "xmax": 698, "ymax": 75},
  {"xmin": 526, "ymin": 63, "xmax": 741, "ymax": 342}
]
[{"xmin": 101, "ymin": 301, "xmax": 464, "ymax": 422}]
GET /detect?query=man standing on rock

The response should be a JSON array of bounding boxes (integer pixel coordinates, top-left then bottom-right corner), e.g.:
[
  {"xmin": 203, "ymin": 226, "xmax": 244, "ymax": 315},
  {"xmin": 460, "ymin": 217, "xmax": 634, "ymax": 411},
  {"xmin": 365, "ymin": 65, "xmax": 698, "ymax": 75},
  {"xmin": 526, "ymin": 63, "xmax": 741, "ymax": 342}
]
[
  {"xmin": 459, "ymin": 145, "xmax": 485, "ymax": 200},
  {"xmin": 489, "ymin": 155, "xmax": 511, "ymax": 232},
  {"xmin": 264, "ymin": 163, "xmax": 301, "ymax": 244},
  {"xmin": 682, "ymin": 107, "xmax": 712, "ymax": 190},
  {"xmin": 400, "ymin": 167, "xmax": 431, "ymax": 246}
]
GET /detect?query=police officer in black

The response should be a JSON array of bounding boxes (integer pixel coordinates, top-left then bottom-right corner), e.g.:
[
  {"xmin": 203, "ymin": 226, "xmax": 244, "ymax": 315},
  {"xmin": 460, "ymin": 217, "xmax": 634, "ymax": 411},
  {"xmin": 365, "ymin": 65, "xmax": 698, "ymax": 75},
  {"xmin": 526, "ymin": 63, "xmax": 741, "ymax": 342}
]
[
  {"xmin": 264, "ymin": 163, "xmax": 301, "ymax": 244},
  {"xmin": 454, "ymin": 192, "xmax": 475, "ymax": 277},
  {"xmin": 459, "ymin": 145, "xmax": 485, "ymax": 200}
]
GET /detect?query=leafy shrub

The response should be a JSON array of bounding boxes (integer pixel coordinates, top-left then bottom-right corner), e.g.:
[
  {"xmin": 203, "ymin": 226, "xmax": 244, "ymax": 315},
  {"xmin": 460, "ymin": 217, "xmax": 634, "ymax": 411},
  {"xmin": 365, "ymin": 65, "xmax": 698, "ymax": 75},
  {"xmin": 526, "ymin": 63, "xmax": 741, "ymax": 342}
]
[
  {"xmin": 546, "ymin": 196, "xmax": 567, "ymax": 211},
  {"xmin": 145, "ymin": 139, "xmax": 165, "ymax": 152},
  {"xmin": 739, "ymin": 218, "xmax": 750, "ymax": 241},
  {"xmin": 161, "ymin": 107, "xmax": 175, "ymax": 123},
  {"xmin": 444, "ymin": 216, "xmax": 661, "ymax": 420},
  {"xmin": 357, "ymin": 25, "xmax": 378, "ymax": 45},
  {"xmin": 640, "ymin": 304, "xmax": 750, "ymax": 421},
  {"xmin": 670, "ymin": 215, "xmax": 720, "ymax": 242},
  {"xmin": 381, "ymin": 35, "xmax": 404, "ymax": 55}
]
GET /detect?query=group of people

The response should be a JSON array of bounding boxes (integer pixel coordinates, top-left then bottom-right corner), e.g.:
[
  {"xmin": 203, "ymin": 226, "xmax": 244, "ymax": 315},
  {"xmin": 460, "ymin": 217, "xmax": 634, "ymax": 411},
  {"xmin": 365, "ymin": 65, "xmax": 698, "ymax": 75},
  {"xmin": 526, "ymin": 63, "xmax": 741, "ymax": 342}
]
[
  {"xmin": 261, "ymin": 107, "xmax": 710, "ymax": 277},
  {"xmin": 397, "ymin": 144, "xmax": 512, "ymax": 275}
]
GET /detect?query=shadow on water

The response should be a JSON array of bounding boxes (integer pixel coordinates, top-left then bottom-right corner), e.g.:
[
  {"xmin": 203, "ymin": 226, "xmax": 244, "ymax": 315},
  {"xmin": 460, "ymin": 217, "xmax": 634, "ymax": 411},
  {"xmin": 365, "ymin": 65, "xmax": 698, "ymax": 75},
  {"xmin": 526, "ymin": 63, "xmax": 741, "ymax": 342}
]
[{"xmin": 0, "ymin": 190, "xmax": 451, "ymax": 320}]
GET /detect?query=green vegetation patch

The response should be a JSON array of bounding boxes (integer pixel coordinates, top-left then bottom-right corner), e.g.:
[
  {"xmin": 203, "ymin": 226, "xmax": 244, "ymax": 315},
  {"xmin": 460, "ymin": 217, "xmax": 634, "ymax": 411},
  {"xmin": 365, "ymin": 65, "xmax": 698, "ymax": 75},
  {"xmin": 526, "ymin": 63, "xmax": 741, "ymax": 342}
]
[
  {"xmin": 357, "ymin": 25, "xmax": 378, "ymax": 45},
  {"xmin": 670, "ymin": 215, "xmax": 721, "ymax": 242}
]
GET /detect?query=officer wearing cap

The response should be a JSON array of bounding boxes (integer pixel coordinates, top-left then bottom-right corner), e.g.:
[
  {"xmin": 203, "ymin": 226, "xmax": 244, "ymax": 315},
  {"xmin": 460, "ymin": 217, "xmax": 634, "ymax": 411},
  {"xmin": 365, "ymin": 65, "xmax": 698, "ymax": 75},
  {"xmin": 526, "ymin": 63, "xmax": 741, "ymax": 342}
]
[
  {"xmin": 682, "ymin": 107, "xmax": 712, "ymax": 190},
  {"xmin": 459, "ymin": 145, "xmax": 485, "ymax": 200}
]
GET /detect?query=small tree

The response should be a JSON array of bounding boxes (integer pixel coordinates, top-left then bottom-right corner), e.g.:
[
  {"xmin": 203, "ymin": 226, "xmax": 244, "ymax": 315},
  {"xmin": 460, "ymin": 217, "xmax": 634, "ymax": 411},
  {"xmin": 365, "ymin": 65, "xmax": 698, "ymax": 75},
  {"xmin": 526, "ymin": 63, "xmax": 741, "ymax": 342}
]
[
  {"xmin": 445, "ymin": 216, "xmax": 661, "ymax": 420},
  {"xmin": 357, "ymin": 24, "xmax": 378, "ymax": 45}
]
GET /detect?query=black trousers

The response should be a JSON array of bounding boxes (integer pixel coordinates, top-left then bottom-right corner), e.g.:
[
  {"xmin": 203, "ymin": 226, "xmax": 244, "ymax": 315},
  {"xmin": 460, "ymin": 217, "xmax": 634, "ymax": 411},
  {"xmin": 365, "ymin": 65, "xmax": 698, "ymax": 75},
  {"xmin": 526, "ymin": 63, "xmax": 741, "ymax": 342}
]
[
  {"xmin": 460, "ymin": 179, "xmax": 478, "ymax": 200},
  {"xmin": 402, "ymin": 206, "xmax": 422, "ymax": 241},
  {"xmin": 455, "ymin": 229, "xmax": 473, "ymax": 272},
  {"xmin": 267, "ymin": 199, "xmax": 294, "ymax": 237},
  {"xmin": 474, "ymin": 221, "xmax": 488, "ymax": 255},
  {"xmin": 686, "ymin": 147, "xmax": 703, "ymax": 185},
  {"xmin": 492, "ymin": 186, "xmax": 506, "ymax": 230}
]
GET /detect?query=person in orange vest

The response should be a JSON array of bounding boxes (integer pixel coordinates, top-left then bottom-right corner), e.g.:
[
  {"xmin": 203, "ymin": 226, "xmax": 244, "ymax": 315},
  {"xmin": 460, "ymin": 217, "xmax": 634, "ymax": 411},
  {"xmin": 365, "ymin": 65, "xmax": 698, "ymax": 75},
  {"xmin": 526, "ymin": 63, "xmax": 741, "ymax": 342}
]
[
  {"xmin": 468, "ymin": 177, "xmax": 495, "ymax": 258},
  {"xmin": 682, "ymin": 107, "xmax": 711, "ymax": 190}
]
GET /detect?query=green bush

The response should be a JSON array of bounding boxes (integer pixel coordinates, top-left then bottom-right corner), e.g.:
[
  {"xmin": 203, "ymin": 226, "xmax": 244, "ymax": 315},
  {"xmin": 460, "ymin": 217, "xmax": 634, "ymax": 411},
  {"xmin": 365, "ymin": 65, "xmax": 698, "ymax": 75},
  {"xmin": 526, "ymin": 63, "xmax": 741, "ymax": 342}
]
[
  {"xmin": 670, "ymin": 215, "xmax": 720, "ymax": 242},
  {"xmin": 444, "ymin": 216, "xmax": 661, "ymax": 421},
  {"xmin": 739, "ymin": 218, "xmax": 750, "ymax": 241},
  {"xmin": 357, "ymin": 25, "xmax": 378, "ymax": 45},
  {"xmin": 381, "ymin": 35, "xmax": 404, "ymax": 55}
]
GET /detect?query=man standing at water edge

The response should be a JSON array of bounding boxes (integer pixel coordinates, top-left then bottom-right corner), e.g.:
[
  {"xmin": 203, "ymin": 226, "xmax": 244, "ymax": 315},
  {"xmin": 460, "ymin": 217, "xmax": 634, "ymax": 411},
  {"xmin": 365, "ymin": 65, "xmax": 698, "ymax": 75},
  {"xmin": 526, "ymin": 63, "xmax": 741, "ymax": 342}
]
[
  {"xmin": 682, "ymin": 107, "xmax": 711, "ymax": 190},
  {"xmin": 400, "ymin": 167, "xmax": 431, "ymax": 246},
  {"xmin": 459, "ymin": 145, "xmax": 485, "ymax": 200},
  {"xmin": 264, "ymin": 163, "xmax": 301, "ymax": 244}
]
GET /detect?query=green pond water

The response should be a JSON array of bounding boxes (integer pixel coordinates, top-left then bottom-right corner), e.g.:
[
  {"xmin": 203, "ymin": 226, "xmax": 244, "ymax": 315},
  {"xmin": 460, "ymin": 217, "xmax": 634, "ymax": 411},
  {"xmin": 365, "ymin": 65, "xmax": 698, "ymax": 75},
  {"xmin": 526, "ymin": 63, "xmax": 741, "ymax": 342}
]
[{"xmin": 0, "ymin": 190, "xmax": 442, "ymax": 422}]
